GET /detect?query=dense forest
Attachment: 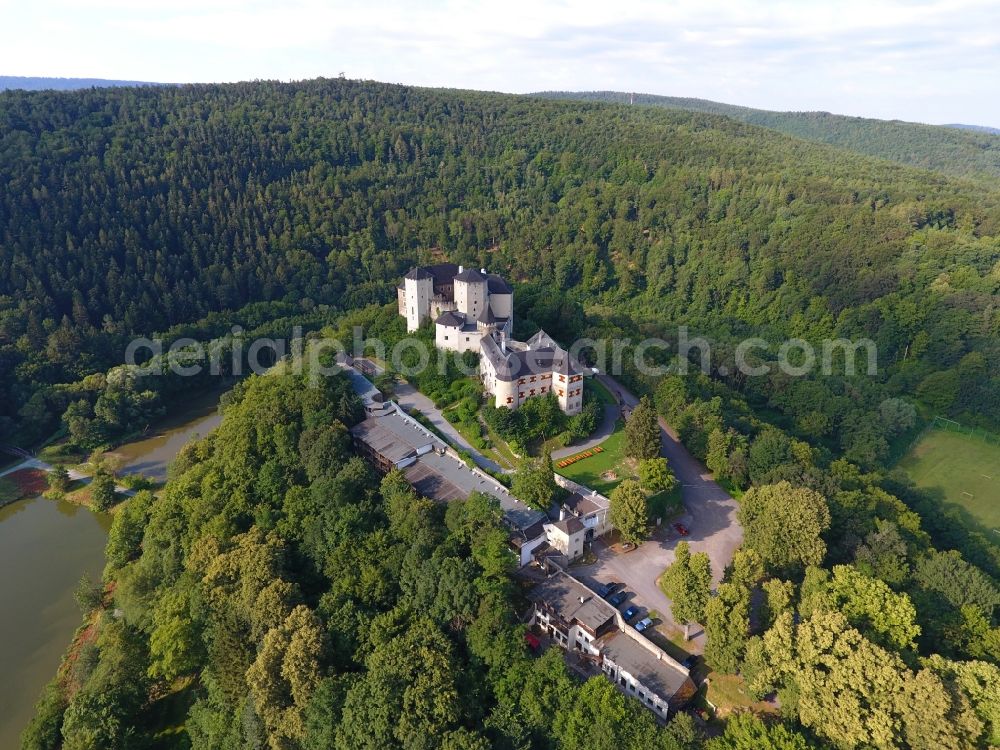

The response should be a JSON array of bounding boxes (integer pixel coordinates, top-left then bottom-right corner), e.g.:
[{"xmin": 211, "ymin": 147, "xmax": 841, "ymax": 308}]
[
  {"xmin": 22, "ymin": 365, "xmax": 712, "ymax": 750},
  {"xmin": 537, "ymin": 90, "xmax": 1000, "ymax": 181},
  {"xmin": 6, "ymin": 79, "xmax": 1000, "ymax": 749},
  {"xmin": 1, "ymin": 78, "xmax": 997, "ymax": 452}
]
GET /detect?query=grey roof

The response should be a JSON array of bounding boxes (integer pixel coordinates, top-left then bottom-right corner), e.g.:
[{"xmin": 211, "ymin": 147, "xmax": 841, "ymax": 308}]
[
  {"xmin": 349, "ymin": 405, "xmax": 444, "ymax": 464},
  {"xmin": 424, "ymin": 263, "xmax": 459, "ymax": 284},
  {"xmin": 599, "ymin": 632, "xmax": 692, "ymax": 700},
  {"xmin": 551, "ymin": 517, "xmax": 585, "ymax": 535},
  {"xmin": 527, "ymin": 329, "xmax": 557, "ymax": 349},
  {"xmin": 403, "ymin": 461, "xmax": 466, "ymax": 502},
  {"xmin": 486, "ymin": 273, "xmax": 513, "ymax": 294},
  {"xmin": 436, "ymin": 310, "xmax": 466, "ymax": 328},
  {"xmin": 404, "ymin": 267, "xmax": 433, "ymax": 281},
  {"xmin": 511, "ymin": 519, "xmax": 547, "ymax": 547},
  {"xmin": 415, "ymin": 450, "xmax": 545, "ymax": 530},
  {"xmin": 563, "ymin": 492, "xmax": 608, "ymax": 517},
  {"xmin": 477, "ymin": 305, "xmax": 497, "ymax": 325},
  {"xmin": 454, "ymin": 268, "xmax": 486, "ymax": 283},
  {"xmin": 342, "ymin": 366, "xmax": 383, "ymax": 406},
  {"xmin": 531, "ymin": 572, "xmax": 617, "ymax": 633},
  {"xmin": 481, "ymin": 333, "xmax": 584, "ymax": 382}
]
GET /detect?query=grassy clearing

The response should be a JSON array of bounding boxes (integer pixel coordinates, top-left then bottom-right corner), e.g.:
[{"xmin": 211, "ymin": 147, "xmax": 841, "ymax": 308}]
[
  {"xmin": 443, "ymin": 405, "xmax": 513, "ymax": 469},
  {"xmin": 587, "ymin": 378, "xmax": 617, "ymax": 405},
  {"xmin": 897, "ymin": 428, "xmax": 1000, "ymax": 533},
  {"xmin": 481, "ymin": 417, "xmax": 520, "ymax": 466},
  {"xmin": 555, "ymin": 421, "xmax": 633, "ymax": 493},
  {"xmin": 705, "ymin": 673, "xmax": 778, "ymax": 717}
]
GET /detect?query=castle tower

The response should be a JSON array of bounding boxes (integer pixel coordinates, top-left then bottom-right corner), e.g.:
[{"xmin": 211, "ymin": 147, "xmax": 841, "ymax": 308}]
[
  {"xmin": 403, "ymin": 268, "xmax": 434, "ymax": 332},
  {"xmin": 454, "ymin": 266, "xmax": 488, "ymax": 320}
]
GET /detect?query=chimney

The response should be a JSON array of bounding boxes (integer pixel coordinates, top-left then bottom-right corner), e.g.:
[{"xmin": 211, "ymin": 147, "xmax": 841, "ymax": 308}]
[
  {"xmin": 480, "ymin": 267, "xmax": 487, "ymax": 275},
  {"xmin": 578, "ymin": 596, "xmax": 587, "ymax": 604},
  {"xmin": 458, "ymin": 264, "xmax": 464, "ymax": 274}
]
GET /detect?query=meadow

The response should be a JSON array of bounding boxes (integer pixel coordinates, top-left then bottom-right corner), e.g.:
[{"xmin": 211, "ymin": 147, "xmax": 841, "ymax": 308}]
[{"xmin": 898, "ymin": 427, "xmax": 1000, "ymax": 534}]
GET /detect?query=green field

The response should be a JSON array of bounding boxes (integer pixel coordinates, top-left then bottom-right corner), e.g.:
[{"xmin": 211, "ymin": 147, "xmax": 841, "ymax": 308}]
[
  {"xmin": 555, "ymin": 421, "xmax": 629, "ymax": 494},
  {"xmin": 898, "ymin": 428, "xmax": 1000, "ymax": 533}
]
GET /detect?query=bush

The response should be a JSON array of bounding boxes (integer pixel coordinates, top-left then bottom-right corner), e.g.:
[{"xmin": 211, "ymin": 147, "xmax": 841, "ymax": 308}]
[
  {"xmin": 20, "ymin": 680, "xmax": 67, "ymax": 750},
  {"xmin": 74, "ymin": 574, "xmax": 104, "ymax": 614},
  {"xmin": 89, "ymin": 469, "xmax": 117, "ymax": 511}
]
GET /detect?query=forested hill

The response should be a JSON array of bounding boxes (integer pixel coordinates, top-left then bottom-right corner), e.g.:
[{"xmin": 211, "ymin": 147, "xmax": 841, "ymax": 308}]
[
  {"xmin": 1, "ymin": 78, "xmax": 999, "ymax": 450},
  {"xmin": 0, "ymin": 76, "xmax": 164, "ymax": 91},
  {"xmin": 535, "ymin": 90, "xmax": 1000, "ymax": 181},
  {"xmin": 946, "ymin": 123, "xmax": 1000, "ymax": 136}
]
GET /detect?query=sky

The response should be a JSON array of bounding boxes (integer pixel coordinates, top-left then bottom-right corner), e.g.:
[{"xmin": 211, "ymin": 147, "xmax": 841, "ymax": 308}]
[{"xmin": 1, "ymin": 0, "xmax": 998, "ymax": 126}]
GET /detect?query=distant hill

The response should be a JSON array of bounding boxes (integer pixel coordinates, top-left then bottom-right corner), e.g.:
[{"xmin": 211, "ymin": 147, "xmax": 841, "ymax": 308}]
[
  {"xmin": 0, "ymin": 76, "xmax": 163, "ymax": 91},
  {"xmin": 534, "ymin": 91, "xmax": 1000, "ymax": 181},
  {"xmin": 945, "ymin": 123, "xmax": 1000, "ymax": 136}
]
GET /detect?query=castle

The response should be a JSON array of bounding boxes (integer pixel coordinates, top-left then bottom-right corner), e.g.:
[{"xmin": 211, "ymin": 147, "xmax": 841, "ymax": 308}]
[{"xmin": 398, "ymin": 264, "xmax": 586, "ymax": 415}]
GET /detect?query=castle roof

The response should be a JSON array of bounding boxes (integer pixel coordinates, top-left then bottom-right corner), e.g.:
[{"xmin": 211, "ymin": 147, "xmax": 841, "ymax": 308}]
[
  {"xmin": 404, "ymin": 267, "xmax": 434, "ymax": 281},
  {"xmin": 454, "ymin": 267, "xmax": 486, "ymax": 283},
  {"xmin": 477, "ymin": 305, "xmax": 498, "ymax": 325},
  {"xmin": 527, "ymin": 329, "xmax": 557, "ymax": 349},
  {"xmin": 436, "ymin": 310, "xmax": 466, "ymax": 328},
  {"xmin": 486, "ymin": 273, "xmax": 513, "ymax": 294},
  {"xmin": 424, "ymin": 263, "xmax": 459, "ymax": 285},
  {"xmin": 480, "ymin": 332, "xmax": 584, "ymax": 382}
]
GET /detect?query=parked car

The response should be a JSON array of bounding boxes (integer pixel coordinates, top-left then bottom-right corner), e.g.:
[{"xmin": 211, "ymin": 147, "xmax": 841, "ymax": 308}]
[
  {"xmin": 673, "ymin": 522, "xmax": 690, "ymax": 536},
  {"xmin": 608, "ymin": 590, "xmax": 628, "ymax": 607},
  {"xmin": 597, "ymin": 581, "xmax": 620, "ymax": 598},
  {"xmin": 623, "ymin": 605, "xmax": 640, "ymax": 620},
  {"xmin": 635, "ymin": 617, "xmax": 653, "ymax": 632}
]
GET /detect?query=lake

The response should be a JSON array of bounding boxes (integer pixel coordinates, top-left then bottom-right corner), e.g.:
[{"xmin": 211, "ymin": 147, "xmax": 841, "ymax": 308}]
[{"xmin": 0, "ymin": 390, "xmax": 225, "ymax": 748}]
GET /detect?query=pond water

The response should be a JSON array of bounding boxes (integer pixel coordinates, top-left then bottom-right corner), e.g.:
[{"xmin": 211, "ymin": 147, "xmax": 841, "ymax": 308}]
[
  {"xmin": 112, "ymin": 388, "xmax": 226, "ymax": 481},
  {"xmin": 0, "ymin": 390, "xmax": 225, "ymax": 748}
]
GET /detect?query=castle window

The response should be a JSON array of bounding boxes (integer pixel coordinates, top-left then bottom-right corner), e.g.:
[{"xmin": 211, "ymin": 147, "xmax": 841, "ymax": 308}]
[{"xmin": 506, "ymin": 397, "xmax": 513, "ymax": 404}]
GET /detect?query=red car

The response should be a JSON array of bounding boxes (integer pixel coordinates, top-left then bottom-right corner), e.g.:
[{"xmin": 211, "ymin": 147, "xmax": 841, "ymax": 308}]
[{"xmin": 673, "ymin": 522, "xmax": 690, "ymax": 536}]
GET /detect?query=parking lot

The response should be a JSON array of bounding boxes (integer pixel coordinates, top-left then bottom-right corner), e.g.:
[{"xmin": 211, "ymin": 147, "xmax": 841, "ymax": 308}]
[{"xmin": 572, "ymin": 499, "xmax": 742, "ymax": 653}]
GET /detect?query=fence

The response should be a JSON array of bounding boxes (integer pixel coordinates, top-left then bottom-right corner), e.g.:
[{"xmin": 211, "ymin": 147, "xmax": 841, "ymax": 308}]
[{"xmin": 930, "ymin": 416, "xmax": 1000, "ymax": 446}]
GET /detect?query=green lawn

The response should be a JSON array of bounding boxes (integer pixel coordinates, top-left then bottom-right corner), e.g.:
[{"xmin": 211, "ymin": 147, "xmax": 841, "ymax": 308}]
[
  {"xmin": 586, "ymin": 378, "xmax": 617, "ymax": 406},
  {"xmin": 555, "ymin": 421, "xmax": 634, "ymax": 494},
  {"xmin": 897, "ymin": 428, "xmax": 1000, "ymax": 533}
]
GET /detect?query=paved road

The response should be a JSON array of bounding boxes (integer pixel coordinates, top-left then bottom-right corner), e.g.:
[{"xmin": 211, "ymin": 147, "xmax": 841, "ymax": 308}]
[
  {"xmin": 551, "ymin": 404, "xmax": 619, "ymax": 460},
  {"xmin": 0, "ymin": 457, "xmax": 135, "ymax": 498},
  {"xmin": 0, "ymin": 457, "xmax": 49, "ymax": 479},
  {"xmin": 393, "ymin": 382, "xmax": 508, "ymax": 474}
]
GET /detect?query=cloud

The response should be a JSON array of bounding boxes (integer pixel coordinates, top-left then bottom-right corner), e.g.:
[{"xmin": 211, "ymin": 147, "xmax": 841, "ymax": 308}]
[{"xmin": 0, "ymin": 0, "xmax": 997, "ymax": 124}]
